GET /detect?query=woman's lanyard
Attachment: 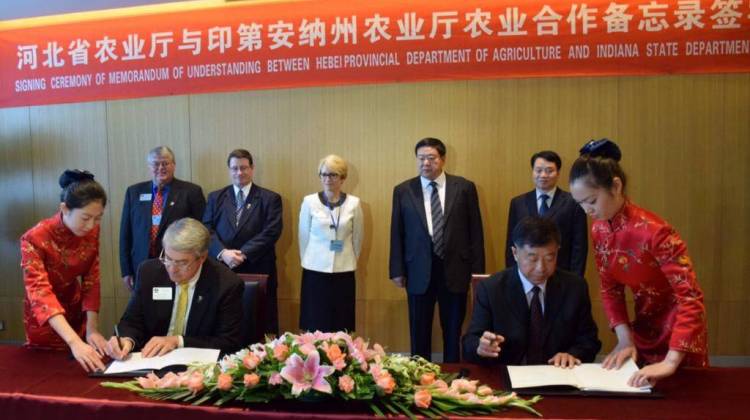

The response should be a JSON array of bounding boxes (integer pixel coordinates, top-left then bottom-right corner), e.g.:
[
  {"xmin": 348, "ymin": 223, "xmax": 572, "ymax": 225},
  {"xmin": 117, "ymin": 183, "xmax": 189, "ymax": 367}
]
[{"xmin": 323, "ymin": 194, "xmax": 342, "ymax": 238}]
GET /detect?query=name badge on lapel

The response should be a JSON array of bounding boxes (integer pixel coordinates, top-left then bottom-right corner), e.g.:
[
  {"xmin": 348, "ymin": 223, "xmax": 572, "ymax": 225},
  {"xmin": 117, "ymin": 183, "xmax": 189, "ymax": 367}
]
[
  {"xmin": 140, "ymin": 193, "xmax": 152, "ymax": 201},
  {"xmin": 152, "ymin": 287, "xmax": 173, "ymax": 301}
]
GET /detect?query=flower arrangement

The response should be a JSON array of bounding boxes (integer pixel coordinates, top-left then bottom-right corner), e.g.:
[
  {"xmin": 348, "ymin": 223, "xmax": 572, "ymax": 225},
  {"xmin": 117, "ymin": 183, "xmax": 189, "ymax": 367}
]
[{"xmin": 103, "ymin": 331, "xmax": 541, "ymax": 418}]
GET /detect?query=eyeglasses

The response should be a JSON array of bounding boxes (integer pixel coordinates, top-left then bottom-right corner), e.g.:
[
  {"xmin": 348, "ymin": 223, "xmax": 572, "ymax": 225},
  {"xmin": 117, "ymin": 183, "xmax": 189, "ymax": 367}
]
[
  {"xmin": 319, "ymin": 173, "xmax": 340, "ymax": 179},
  {"xmin": 230, "ymin": 165, "xmax": 252, "ymax": 172},
  {"xmin": 149, "ymin": 161, "xmax": 173, "ymax": 169},
  {"xmin": 416, "ymin": 155, "xmax": 439, "ymax": 162},
  {"xmin": 159, "ymin": 249, "xmax": 198, "ymax": 269}
]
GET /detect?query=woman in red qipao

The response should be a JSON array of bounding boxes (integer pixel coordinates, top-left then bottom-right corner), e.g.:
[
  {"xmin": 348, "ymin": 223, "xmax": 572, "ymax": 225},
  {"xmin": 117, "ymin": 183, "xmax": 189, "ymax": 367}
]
[
  {"xmin": 20, "ymin": 169, "xmax": 109, "ymax": 372},
  {"xmin": 569, "ymin": 139, "xmax": 708, "ymax": 387}
]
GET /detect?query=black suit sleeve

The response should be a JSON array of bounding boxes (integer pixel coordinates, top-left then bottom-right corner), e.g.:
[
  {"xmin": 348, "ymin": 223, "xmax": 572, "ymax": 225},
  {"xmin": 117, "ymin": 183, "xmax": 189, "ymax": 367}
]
[
  {"xmin": 505, "ymin": 199, "xmax": 517, "ymax": 269},
  {"xmin": 183, "ymin": 279, "xmax": 244, "ymax": 353},
  {"xmin": 187, "ymin": 185, "xmax": 206, "ymax": 222},
  {"xmin": 462, "ymin": 280, "xmax": 495, "ymax": 364},
  {"xmin": 565, "ymin": 280, "xmax": 601, "ymax": 362},
  {"xmin": 119, "ymin": 187, "xmax": 134, "ymax": 277},
  {"xmin": 203, "ymin": 192, "xmax": 227, "ymax": 258},
  {"xmin": 239, "ymin": 192, "xmax": 282, "ymax": 264},
  {"xmin": 388, "ymin": 186, "xmax": 405, "ymax": 279},
  {"xmin": 569, "ymin": 204, "xmax": 589, "ymax": 277},
  {"xmin": 467, "ymin": 181, "xmax": 485, "ymax": 274},
  {"xmin": 117, "ymin": 268, "xmax": 149, "ymax": 348}
]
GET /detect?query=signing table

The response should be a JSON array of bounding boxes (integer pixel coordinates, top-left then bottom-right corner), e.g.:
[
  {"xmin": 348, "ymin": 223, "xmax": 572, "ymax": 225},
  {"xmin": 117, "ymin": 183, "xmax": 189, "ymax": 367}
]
[{"xmin": 0, "ymin": 345, "xmax": 747, "ymax": 419}]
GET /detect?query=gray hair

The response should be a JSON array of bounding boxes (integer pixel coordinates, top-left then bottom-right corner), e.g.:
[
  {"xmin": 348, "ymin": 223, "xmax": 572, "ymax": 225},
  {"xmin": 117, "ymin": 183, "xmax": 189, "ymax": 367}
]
[
  {"xmin": 147, "ymin": 146, "xmax": 175, "ymax": 164},
  {"xmin": 162, "ymin": 218, "xmax": 209, "ymax": 256}
]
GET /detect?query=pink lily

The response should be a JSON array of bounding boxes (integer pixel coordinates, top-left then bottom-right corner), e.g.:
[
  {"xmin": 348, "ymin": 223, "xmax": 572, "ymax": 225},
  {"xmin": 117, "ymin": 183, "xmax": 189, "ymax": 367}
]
[{"xmin": 280, "ymin": 351, "xmax": 335, "ymax": 396}]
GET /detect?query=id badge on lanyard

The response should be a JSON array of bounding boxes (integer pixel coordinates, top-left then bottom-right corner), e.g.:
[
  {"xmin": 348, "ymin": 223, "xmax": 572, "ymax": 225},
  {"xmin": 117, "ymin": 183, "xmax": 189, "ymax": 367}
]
[{"xmin": 326, "ymin": 199, "xmax": 344, "ymax": 253}]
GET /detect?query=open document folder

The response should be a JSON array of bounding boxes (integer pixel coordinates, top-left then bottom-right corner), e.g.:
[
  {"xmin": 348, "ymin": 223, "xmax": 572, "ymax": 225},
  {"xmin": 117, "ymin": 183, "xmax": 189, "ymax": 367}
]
[
  {"xmin": 507, "ymin": 359, "xmax": 652, "ymax": 395},
  {"xmin": 100, "ymin": 347, "xmax": 220, "ymax": 376}
]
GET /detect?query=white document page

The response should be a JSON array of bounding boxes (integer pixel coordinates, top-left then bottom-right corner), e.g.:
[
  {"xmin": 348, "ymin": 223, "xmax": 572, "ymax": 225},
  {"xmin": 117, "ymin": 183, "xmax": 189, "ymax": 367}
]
[
  {"xmin": 104, "ymin": 347, "xmax": 220, "ymax": 374},
  {"xmin": 575, "ymin": 360, "xmax": 651, "ymax": 393},
  {"xmin": 507, "ymin": 364, "xmax": 579, "ymax": 388},
  {"xmin": 508, "ymin": 359, "xmax": 652, "ymax": 393}
]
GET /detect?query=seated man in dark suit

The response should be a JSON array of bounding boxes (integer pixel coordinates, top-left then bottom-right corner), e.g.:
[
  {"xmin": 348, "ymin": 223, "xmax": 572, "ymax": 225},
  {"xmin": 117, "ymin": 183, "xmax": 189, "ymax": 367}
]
[
  {"xmin": 106, "ymin": 218, "xmax": 244, "ymax": 359},
  {"xmin": 119, "ymin": 146, "xmax": 206, "ymax": 292},
  {"xmin": 505, "ymin": 150, "xmax": 588, "ymax": 276},
  {"xmin": 463, "ymin": 216, "xmax": 600, "ymax": 367},
  {"xmin": 202, "ymin": 149, "xmax": 282, "ymax": 335}
]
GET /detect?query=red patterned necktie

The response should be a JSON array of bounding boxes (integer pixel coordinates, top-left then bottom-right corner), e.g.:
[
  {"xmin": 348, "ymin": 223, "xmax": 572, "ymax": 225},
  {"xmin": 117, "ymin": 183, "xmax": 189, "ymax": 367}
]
[{"xmin": 149, "ymin": 187, "xmax": 164, "ymax": 257}]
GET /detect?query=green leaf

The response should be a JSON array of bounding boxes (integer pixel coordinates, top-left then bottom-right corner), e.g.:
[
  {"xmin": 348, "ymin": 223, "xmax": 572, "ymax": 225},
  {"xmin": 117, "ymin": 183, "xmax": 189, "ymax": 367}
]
[
  {"xmin": 416, "ymin": 408, "xmax": 439, "ymax": 419},
  {"xmin": 368, "ymin": 402, "xmax": 385, "ymax": 417},
  {"xmin": 391, "ymin": 400, "xmax": 416, "ymax": 420},
  {"xmin": 381, "ymin": 400, "xmax": 400, "ymax": 415}
]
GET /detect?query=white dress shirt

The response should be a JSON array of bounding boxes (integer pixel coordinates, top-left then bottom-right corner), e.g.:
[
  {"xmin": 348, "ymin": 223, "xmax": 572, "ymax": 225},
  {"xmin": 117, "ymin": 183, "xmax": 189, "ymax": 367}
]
[
  {"xmin": 233, "ymin": 182, "xmax": 253, "ymax": 204},
  {"xmin": 420, "ymin": 171, "xmax": 446, "ymax": 237},
  {"xmin": 535, "ymin": 187, "xmax": 557, "ymax": 213},
  {"xmin": 167, "ymin": 265, "xmax": 202, "ymax": 347},
  {"xmin": 299, "ymin": 193, "xmax": 364, "ymax": 273},
  {"xmin": 517, "ymin": 268, "xmax": 547, "ymax": 314}
]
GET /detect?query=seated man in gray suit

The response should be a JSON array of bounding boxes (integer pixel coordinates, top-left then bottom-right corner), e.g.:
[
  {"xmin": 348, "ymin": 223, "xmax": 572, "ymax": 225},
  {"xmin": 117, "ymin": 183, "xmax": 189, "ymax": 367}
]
[
  {"xmin": 106, "ymin": 218, "xmax": 244, "ymax": 359},
  {"xmin": 463, "ymin": 216, "xmax": 600, "ymax": 367}
]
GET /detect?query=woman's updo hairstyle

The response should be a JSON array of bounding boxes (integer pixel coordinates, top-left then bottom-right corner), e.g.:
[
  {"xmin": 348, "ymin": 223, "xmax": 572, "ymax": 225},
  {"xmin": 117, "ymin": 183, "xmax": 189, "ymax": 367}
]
[
  {"xmin": 569, "ymin": 138, "xmax": 627, "ymax": 192},
  {"xmin": 59, "ymin": 169, "xmax": 107, "ymax": 210}
]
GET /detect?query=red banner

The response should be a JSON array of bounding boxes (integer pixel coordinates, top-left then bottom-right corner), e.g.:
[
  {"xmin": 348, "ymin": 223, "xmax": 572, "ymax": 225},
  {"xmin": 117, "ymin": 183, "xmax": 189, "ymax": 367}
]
[{"xmin": 1, "ymin": 0, "xmax": 749, "ymax": 107}]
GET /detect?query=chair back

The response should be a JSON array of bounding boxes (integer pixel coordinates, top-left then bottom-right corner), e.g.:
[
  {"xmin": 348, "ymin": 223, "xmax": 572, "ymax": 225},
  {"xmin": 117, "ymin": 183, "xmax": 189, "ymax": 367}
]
[
  {"xmin": 238, "ymin": 273, "xmax": 269, "ymax": 346},
  {"xmin": 467, "ymin": 273, "xmax": 491, "ymax": 323}
]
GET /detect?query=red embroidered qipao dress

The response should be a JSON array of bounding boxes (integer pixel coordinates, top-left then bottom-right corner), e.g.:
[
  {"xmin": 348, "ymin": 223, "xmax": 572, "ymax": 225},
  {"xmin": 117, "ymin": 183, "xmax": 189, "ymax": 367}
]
[
  {"xmin": 20, "ymin": 212, "xmax": 101, "ymax": 349},
  {"xmin": 591, "ymin": 202, "xmax": 708, "ymax": 367}
]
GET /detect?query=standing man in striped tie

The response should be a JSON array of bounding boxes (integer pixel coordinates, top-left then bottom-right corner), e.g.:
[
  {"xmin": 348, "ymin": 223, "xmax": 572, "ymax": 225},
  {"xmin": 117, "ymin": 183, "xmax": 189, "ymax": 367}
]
[
  {"xmin": 202, "ymin": 149, "xmax": 282, "ymax": 335},
  {"xmin": 389, "ymin": 138, "xmax": 485, "ymax": 362}
]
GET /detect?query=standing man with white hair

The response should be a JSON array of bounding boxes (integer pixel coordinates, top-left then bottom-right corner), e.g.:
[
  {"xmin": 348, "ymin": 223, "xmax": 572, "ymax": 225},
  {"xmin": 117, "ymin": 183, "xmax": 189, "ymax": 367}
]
[
  {"xmin": 107, "ymin": 218, "xmax": 244, "ymax": 359},
  {"xmin": 119, "ymin": 146, "xmax": 206, "ymax": 292}
]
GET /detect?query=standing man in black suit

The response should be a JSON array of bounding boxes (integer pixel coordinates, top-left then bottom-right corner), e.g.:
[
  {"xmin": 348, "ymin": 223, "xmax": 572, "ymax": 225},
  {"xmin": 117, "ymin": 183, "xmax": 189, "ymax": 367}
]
[
  {"xmin": 463, "ymin": 216, "xmax": 600, "ymax": 366},
  {"xmin": 120, "ymin": 146, "xmax": 206, "ymax": 292},
  {"xmin": 389, "ymin": 137, "xmax": 485, "ymax": 362},
  {"xmin": 505, "ymin": 151, "xmax": 588, "ymax": 276},
  {"xmin": 202, "ymin": 149, "xmax": 282, "ymax": 335},
  {"xmin": 106, "ymin": 218, "xmax": 244, "ymax": 359}
]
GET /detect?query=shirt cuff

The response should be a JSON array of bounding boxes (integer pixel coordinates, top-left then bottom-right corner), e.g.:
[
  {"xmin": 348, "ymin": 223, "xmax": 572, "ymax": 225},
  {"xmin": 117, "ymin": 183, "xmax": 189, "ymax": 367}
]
[
  {"xmin": 178, "ymin": 335, "xmax": 184, "ymax": 348},
  {"xmin": 122, "ymin": 337, "xmax": 136, "ymax": 351}
]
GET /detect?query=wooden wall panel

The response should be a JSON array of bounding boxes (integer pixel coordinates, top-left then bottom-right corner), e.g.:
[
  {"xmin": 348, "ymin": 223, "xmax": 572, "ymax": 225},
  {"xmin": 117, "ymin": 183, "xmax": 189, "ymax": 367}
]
[
  {"xmin": 28, "ymin": 103, "xmax": 117, "ymax": 333},
  {"xmin": 0, "ymin": 74, "xmax": 748, "ymax": 358},
  {"xmin": 0, "ymin": 107, "xmax": 33, "ymax": 342},
  {"xmin": 106, "ymin": 95, "xmax": 191, "ymax": 307}
]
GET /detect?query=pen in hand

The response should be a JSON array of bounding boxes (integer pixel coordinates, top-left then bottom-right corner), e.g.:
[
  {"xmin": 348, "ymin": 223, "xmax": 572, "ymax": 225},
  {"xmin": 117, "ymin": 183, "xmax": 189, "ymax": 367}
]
[{"xmin": 114, "ymin": 324, "xmax": 124, "ymax": 358}]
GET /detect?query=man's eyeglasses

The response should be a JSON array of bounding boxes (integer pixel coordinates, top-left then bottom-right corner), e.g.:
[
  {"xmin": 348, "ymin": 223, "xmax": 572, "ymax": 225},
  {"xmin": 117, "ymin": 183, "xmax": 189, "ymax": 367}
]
[
  {"xmin": 149, "ymin": 161, "xmax": 173, "ymax": 169},
  {"xmin": 159, "ymin": 250, "xmax": 197, "ymax": 269},
  {"xmin": 319, "ymin": 172, "xmax": 340, "ymax": 179}
]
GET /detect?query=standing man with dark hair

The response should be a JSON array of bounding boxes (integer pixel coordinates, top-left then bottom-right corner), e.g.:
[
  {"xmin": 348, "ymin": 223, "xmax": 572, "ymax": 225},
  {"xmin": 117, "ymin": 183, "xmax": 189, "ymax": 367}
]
[
  {"xmin": 202, "ymin": 149, "xmax": 282, "ymax": 335},
  {"xmin": 390, "ymin": 137, "xmax": 485, "ymax": 362},
  {"xmin": 505, "ymin": 150, "xmax": 588, "ymax": 276},
  {"xmin": 463, "ymin": 216, "xmax": 600, "ymax": 366},
  {"xmin": 120, "ymin": 146, "xmax": 206, "ymax": 292}
]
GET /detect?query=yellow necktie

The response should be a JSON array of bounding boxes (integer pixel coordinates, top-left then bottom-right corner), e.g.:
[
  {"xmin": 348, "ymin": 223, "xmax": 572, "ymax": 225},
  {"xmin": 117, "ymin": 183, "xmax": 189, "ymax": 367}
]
[{"xmin": 173, "ymin": 283, "xmax": 190, "ymax": 335}]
